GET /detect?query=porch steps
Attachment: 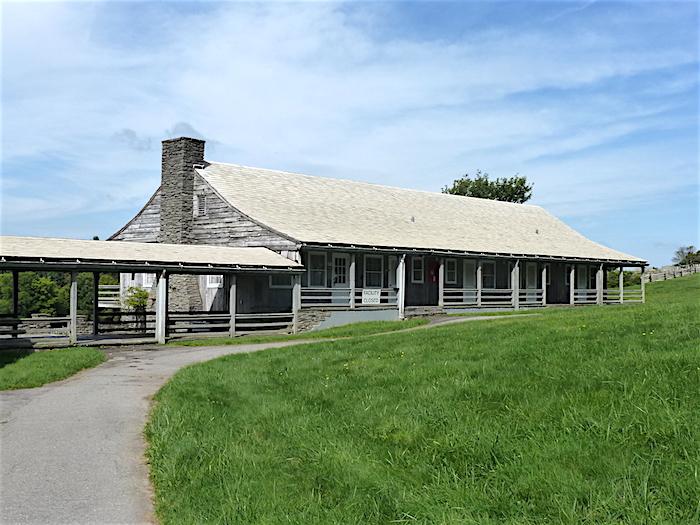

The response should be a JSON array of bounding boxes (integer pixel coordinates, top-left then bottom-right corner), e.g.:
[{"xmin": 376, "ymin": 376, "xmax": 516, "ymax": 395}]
[{"xmin": 405, "ymin": 306, "xmax": 446, "ymax": 317}]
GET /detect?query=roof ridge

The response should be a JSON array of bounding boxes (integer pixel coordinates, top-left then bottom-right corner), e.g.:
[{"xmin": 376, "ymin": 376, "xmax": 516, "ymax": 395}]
[{"xmin": 202, "ymin": 160, "xmax": 541, "ymax": 210}]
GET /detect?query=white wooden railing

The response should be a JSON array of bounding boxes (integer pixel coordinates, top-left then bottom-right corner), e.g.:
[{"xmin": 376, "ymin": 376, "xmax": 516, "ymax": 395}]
[
  {"xmin": 573, "ymin": 288, "xmax": 598, "ymax": 305},
  {"xmin": 300, "ymin": 287, "xmax": 397, "ymax": 307},
  {"xmin": 98, "ymin": 285, "xmax": 122, "ymax": 308},
  {"xmin": 443, "ymin": 288, "xmax": 516, "ymax": 307},
  {"xmin": 519, "ymin": 289, "xmax": 544, "ymax": 306},
  {"xmin": 167, "ymin": 311, "xmax": 294, "ymax": 338}
]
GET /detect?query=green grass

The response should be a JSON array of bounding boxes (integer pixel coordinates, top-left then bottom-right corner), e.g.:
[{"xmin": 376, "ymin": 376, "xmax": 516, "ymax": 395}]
[
  {"xmin": 168, "ymin": 318, "xmax": 429, "ymax": 346},
  {"xmin": 146, "ymin": 275, "xmax": 700, "ymax": 524},
  {"xmin": 0, "ymin": 347, "xmax": 106, "ymax": 390}
]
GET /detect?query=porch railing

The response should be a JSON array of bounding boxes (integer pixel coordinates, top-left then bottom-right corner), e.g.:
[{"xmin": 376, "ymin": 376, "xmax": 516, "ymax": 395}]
[
  {"xmin": 519, "ymin": 289, "xmax": 544, "ymax": 306},
  {"xmin": 98, "ymin": 309, "xmax": 156, "ymax": 335},
  {"xmin": 443, "ymin": 288, "xmax": 515, "ymax": 307},
  {"xmin": 167, "ymin": 311, "xmax": 294, "ymax": 338},
  {"xmin": 0, "ymin": 316, "xmax": 71, "ymax": 339},
  {"xmin": 603, "ymin": 288, "xmax": 643, "ymax": 304},
  {"xmin": 301, "ymin": 287, "xmax": 397, "ymax": 307},
  {"xmin": 97, "ymin": 284, "xmax": 122, "ymax": 309},
  {"xmin": 353, "ymin": 288, "xmax": 397, "ymax": 306},
  {"xmin": 573, "ymin": 288, "xmax": 597, "ymax": 304}
]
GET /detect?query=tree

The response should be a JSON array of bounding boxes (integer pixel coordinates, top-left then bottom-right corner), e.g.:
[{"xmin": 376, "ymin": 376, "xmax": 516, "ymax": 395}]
[
  {"xmin": 442, "ymin": 170, "xmax": 533, "ymax": 203},
  {"xmin": 672, "ymin": 245, "xmax": 700, "ymax": 265}
]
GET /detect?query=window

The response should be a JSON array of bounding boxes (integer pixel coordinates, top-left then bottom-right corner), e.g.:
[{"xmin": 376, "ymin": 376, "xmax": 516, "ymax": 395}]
[
  {"xmin": 308, "ymin": 252, "xmax": 327, "ymax": 287},
  {"xmin": 411, "ymin": 256, "xmax": 424, "ymax": 283},
  {"xmin": 565, "ymin": 265, "xmax": 572, "ymax": 285},
  {"xmin": 445, "ymin": 259, "xmax": 457, "ymax": 284},
  {"xmin": 364, "ymin": 255, "xmax": 383, "ymax": 288},
  {"xmin": 545, "ymin": 264, "xmax": 551, "ymax": 285},
  {"xmin": 387, "ymin": 256, "xmax": 398, "ymax": 288},
  {"xmin": 269, "ymin": 274, "xmax": 293, "ymax": 289},
  {"xmin": 482, "ymin": 261, "xmax": 496, "ymax": 288},
  {"xmin": 194, "ymin": 194, "xmax": 207, "ymax": 217},
  {"xmin": 142, "ymin": 273, "xmax": 155, "ymax": 289},
  {"xmin": 206, "ymin": 274, "xmax": 223, "ymax": 288},
  {"xmin": 332, "ymin": 255, "xmax": 348, "ymax": 287}
]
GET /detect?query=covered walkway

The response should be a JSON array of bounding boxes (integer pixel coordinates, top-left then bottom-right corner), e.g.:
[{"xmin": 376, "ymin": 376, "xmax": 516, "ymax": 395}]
[{"xmin": 0, "ymin": 236, "xmax": 303, "ymax": 347}]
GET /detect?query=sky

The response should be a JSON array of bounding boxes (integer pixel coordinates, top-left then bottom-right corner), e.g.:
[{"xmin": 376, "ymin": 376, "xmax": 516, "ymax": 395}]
[{"xmin": 1, "ymin": 0, "xmax": 698, "ymax": 267}]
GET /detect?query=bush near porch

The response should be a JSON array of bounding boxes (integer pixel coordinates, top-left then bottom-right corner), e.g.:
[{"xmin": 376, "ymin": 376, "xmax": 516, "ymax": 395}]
[{"xmin": 146, "ymin": 275, "xmax": 700, "ymax": 524}]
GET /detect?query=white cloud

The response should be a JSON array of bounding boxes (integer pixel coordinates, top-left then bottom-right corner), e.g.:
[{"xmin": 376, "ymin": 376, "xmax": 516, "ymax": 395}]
[{"xmin": 1, "ymin": 1, "xmax": 697, "ymax": 264}]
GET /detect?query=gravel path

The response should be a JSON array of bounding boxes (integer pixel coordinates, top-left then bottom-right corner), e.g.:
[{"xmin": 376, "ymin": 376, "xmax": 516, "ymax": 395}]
[{"xmin": 0, "ymin": 313, "xmax": 537, "ymax": 524}]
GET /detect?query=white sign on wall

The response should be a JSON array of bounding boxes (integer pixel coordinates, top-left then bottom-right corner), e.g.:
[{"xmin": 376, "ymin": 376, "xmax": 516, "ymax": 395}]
[{"xmin": 361, "ymin": 289, "xmax": 381, "ymax": 305}]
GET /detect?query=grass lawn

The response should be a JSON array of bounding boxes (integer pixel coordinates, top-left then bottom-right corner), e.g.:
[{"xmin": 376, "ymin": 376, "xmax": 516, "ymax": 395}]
[
  {"xmin": 146, "ymin": 275, "xmax": 700, "ymax": 524},
  {"xmin": 0, "ymin": 347, "xmax": 106, "ymax": 390},
  {"xmin": 168, "ymin": 318, "xmax": 429, "ymax": 346}
]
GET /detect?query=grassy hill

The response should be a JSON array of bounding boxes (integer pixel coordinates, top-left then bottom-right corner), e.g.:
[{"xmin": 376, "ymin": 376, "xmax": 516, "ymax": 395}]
[{"xmin": 146, "ymin": 275, "xmax": 700, "ymax": 524}]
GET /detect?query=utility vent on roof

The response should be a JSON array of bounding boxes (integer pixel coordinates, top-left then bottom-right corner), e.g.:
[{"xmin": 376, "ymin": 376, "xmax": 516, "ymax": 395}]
[{"xmin": 195, "ymin": 194, "xmax": 207, "ymax": 217}]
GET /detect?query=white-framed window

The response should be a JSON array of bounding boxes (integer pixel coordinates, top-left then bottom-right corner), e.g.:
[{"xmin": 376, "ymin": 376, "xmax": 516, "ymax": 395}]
[
  {"xmin": 482, "ymin": 261, "xmax": 496, "ymax": 289},
  {"xmin": 307, "ymin": 252, "xmax": 327, "ymax": 288},
  {"xmin": 445, "ymin": 259, "xmax": 457, "ymax": 284},
  {"xmin": 364, "ymin": 255, "xmax": 383, "ymax": 288},
  {"xmin": 411, "ymin": 256, "xmax": 424, "ymax": 283},
  {"xmin": 206, "ymin": 274, "xmax": 223, "ymax": 288},
  {"xmin": 142, "ymin": 273, "xmax": 156, "ymax": 289},
  {"xmin": 387, "ymin": 256, "xmax": 398, "ymax": 288},
  {"xmin": 194, "ymin": 194, "xmax": 207, "ymax": 217},
  {"xmin": 269, "ymin": 274, "xmax": 293, "ymax": 289}
]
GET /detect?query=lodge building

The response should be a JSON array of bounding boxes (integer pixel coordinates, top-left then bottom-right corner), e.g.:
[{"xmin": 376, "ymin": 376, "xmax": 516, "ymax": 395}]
[{"xmin": 108, "ymin": 137, "xmax": 647, "ymax": 332}]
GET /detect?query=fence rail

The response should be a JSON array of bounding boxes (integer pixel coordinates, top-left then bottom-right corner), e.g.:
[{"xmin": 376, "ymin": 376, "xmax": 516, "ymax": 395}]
[
  {"xmin": 166, "ymin": 311, "xmax": 294, "ymax": 338},
  {"xmin": 98, "ymin": 285, "xmax": 121, "ymax": 309},
  {"xmin": 643, "ymin": 264, "xmax": 700, "ymax": 283},
  {"xmin": 519, "ymin": 289, "xmax": 544, "ymax": 306},
  {"xmin": 98, "ymin": 309, "xmax": 155, "ymax": 335},
  {"xmin": 0, "ymin": 316, "xmax": 71, "ymax": 339},
  {"xmin": 573, "ymin": 288, "xmax": 598, "ymax": 305},
  {"xmin": 300, "ymin": 287, "xmax": 397, "ymax": 307}
]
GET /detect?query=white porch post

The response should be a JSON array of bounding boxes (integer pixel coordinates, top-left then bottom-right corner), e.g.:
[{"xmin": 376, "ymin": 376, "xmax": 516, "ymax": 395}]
[
  {"xmin": 640, "ymin": 266, "xmax": 646, "ymax": 303},
  {"xmin": 619, "ymin": 266, "xmax": 624, "ymax": 304},
  {"xmin": 155, "ymin": 271, "xmax": 168, "ymax": 344},
  {"xmin": 292, "ymin": 274, "xmax": 301, "ymax": 333},
  {"xmin": 438, "ymin": 258, "xmax": 445, "ymax": 308},
  {"xmin": 476, "ymin": 260, "xmax": 483, "ymax": 308},
  {"xmin": 596, "ymin": 264, "xmax": 603, "ymax": 305},
  {"xmin": 69, "ymin": 271, "xmax": 78, "ymax": 344},
  {"xmin": 228, "ymin": 274, "xmax": 237, "ymax": 338},
  {"xmin": 349, "ymin": 253, "xmax": 356, "ymax": 309},
  {"xmin": 541, "ymin": 264, "xmax": 547, "ymax": 307},
  {"xmin": 511, "ymin": 260, "xmax": 520, "ymax": 309},
  {"xmin": 569, "ymin": 265, "xmax": 575, "ymax": 305},
  {"xmin": 397, "ymin": 255, "xmax": 406, "ymax": 319}
]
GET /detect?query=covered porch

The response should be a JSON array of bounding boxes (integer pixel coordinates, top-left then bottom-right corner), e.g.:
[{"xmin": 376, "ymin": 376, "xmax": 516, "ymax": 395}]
[
  {"xmin": 297, "ymin": 247, "xmax": 646, "ymax": 318},
  {"xmin": 0, "ymin": 237, "xmax": 303, "ymax": 347}
]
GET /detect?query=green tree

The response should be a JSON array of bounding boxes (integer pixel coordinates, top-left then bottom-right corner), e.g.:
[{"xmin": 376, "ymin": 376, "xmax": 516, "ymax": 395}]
[
  {"xmin": 672, "ymin": 245, "xmax": 700, "ymax": 265},
  {"xmin": 442, "ymin": 170, "xmax": 533, "ymax": 203}
]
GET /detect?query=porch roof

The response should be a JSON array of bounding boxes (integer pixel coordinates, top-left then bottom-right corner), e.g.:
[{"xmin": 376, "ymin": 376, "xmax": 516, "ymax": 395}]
[
  {"xmin": 197, "ymin": 162, "xmax": 646, "ymax": 265},
  {"xmin": 0, "ymin": 236, "xmax": 303, "ymax": 273}
]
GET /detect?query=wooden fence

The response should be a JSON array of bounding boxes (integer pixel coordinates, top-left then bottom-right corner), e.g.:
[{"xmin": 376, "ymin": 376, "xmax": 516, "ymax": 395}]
[{"xmin": 643, "ymin": 264, "xmax": 700, "ymax": 283}]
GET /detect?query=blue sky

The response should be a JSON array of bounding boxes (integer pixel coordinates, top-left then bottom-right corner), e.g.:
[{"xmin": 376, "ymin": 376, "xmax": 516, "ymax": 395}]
[{"xmin": 1, "ymin": 1, "xmax": 697, "ymax": 267}]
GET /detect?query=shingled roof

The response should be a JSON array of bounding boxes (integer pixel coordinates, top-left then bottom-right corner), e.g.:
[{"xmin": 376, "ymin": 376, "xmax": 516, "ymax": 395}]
[{"xmin": 197, "ymin": 162, "xmax": 645, "ymax": 264}]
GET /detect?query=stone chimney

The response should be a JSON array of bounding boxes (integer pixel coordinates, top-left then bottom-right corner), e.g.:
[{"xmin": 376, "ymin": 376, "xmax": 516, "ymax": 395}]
[
  {"xmin": 159, "ymin": 137, "xmax": 205, "ymax": 244},
  {"xmin": 159, "ymin": 137, "xmax": 205, "ymax": 312}
]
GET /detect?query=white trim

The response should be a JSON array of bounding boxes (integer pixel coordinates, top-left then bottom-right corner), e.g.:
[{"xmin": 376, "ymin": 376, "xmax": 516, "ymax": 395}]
[
  {"xmin": 411, "ymin": 256, "xmax": 424, "ymax": 283},
  {"xmin": 445, "ymin": 258, "xmax": 457, "ymax": 284},
  {"xmin": 269, "ymin": 273, "xmax": 293, "ymax": 289},
  {"xmin": 364, "ymin": 254, "xmax": 384, "ymax": 289},
  {"xmin": 331, "ymin": 253, "xmax": 350, "ymax": 288},
  {"xmin": 307, "ymin": 251, "xmax": 327, "ymax": 288}
]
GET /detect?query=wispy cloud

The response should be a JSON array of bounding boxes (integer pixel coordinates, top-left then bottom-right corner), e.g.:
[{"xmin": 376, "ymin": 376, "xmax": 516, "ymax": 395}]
[{"xmin": 1, "ymin": 1, "xmax": 697, "ymax": 265}]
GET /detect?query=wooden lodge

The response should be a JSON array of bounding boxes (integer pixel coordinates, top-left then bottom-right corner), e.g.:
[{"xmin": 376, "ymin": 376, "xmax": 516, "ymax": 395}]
[{"xmin": 104, "ymin": 137, "xmax": 646, "ymax": 333}]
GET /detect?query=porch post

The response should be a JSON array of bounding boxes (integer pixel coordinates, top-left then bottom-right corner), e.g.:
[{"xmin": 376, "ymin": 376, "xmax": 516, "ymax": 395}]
[
  {"xmin": 349, "ymin": 253, "xmax": 356, "ymax": 309},
  {"xmin": 92, "ymin": 272, "xmax": 100, "ymax": 336},
  {"xmin": 640, "ymin": 266, "xmax": 646, "ymax": 303},
  {"xmin": 512, "ymin": 260, "xmax": 520, "ymax": 309},
  {"xmin": 596, "ymin": 264, "xmax": 603, "ymax": 305},
  {"xmin": 438, "ymin": 258, "xmax": 445, "ymax": 308},
  {"xmin": 541, "ymin": 264, "xmax": 547, "ymax": 307},
  {"xmin": 155, "ymin": 271, "xmax": 168, "ymax": 344},
  {"xmin": 12, "ymin": 270, "xmax": 19, "ymax": 317},
  {"xmin": 292, "ymin": 274, "xmax": 301, "ymax": 333},
  {"xmin": 619, "ymin": 266, "xmax": 624, "ymax": 304},
  {"xmin": 69, "ymin": 271, "xmax": 78, "ymax": 344},
  {"xmin": 228, "ymin": 274, "xmax": 237, "ymax": 338},
  {"xmin": 397, "ymin": 255, "xmax": 406, "ymax": 320},
  {"xmin": 476, "ymin": 260, "xmax": 482, "ymax": 307},
  {"xmin": 569, "ymin": 265, "xmax": 575, "ymax": 305}
]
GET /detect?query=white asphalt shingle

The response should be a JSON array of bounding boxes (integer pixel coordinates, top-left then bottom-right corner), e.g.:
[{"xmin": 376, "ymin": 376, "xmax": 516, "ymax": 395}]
[{"xmin": 198, "ymin": 162, "xmax": 645, "ymax": 263}]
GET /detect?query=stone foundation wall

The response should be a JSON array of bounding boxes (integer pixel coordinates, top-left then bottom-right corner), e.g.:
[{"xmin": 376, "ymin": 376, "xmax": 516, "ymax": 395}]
[
  {"xmin": 296, "ymin": 309, "xmax": 332, "ymax": 332},
  {"xmin": 168, "ymin": 275, "xmax": 203, "ymax": 312}
]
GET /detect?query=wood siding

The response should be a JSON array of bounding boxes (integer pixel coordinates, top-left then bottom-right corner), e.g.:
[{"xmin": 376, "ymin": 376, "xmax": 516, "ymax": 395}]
[{"xmin": 110, "ymin": 191, "xmax": 161, "ymax": 242}]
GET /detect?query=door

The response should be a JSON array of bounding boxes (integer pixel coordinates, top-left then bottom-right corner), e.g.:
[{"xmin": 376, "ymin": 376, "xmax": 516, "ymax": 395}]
[
  {"xmin": 331, "ymin": 254, "xmax": 349, "ymax": 304},
  {"xmin": 525, "ymin": 262, "xmax": 538, "ymax": 303}
]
